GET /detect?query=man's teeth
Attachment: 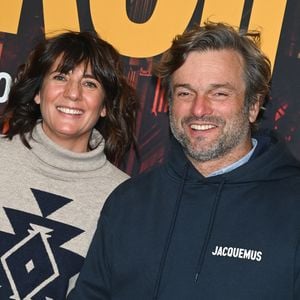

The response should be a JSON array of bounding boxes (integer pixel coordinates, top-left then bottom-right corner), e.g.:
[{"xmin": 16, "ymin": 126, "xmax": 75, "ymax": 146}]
[
  {"xmin": 57, "ymin": 107, "xmax": 83, "ymax": 115},
  {"xmin": 190, "ymin": 124, "xmax": 215, "ymax": 130}
]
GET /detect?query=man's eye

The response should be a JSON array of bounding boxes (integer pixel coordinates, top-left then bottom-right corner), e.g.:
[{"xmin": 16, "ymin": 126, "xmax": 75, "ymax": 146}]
[
  {"xmin": 212, "ymin": 92, "xmax": 229, "ymax": 98},
  {"xmin": 176, "ymin": 91, "xmax": 191, "ymax": 97}
]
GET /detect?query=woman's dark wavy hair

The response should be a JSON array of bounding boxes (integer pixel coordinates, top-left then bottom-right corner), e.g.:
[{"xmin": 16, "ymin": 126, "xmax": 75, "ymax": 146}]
[
  {"xmin": 154, "ymin": 21, "xmax": 272, "ymax": 131},
  {"xmin": 1, "ymin": 30, "xmax": 138, "ymax": 164}
]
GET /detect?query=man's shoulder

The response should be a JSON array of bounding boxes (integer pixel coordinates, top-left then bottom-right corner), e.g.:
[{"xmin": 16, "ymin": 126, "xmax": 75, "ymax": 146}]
[
  {"xmin": 104, "ymin": 164, "xmax": 167, "ymax": 206},
  {"xmin": 117, "ymin": 165, "xmax": 164, "ymax": 191}
]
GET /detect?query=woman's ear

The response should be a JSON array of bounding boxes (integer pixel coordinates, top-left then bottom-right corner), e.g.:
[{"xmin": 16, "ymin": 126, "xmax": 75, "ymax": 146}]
[
  {"xmin": 100, "ymin": 106, "xmax": 106, "ymax": 117},
  {"xmin": 34, "ymin": 93, "xmax": 41, "ymax": 104}
]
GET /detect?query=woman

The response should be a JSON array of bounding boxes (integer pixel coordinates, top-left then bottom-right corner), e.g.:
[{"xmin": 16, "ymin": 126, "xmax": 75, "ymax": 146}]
[{"xmin": 0, "ymin": 31, "xmax": 138, "ymax": 299}]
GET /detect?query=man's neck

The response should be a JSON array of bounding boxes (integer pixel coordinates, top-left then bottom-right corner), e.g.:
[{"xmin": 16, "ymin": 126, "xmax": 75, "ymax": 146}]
[{"xmin": 190, "ymin": 138, "xmax": 256, "ymax": 177}]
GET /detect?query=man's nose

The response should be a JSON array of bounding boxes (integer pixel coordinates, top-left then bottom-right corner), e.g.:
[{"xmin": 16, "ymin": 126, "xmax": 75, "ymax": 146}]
[{"xmin": 191, "ymin": 94, "xmax": 213, "ymax": 116}]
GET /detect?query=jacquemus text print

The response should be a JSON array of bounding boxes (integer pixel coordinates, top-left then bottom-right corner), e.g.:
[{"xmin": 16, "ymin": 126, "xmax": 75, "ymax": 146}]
[{"xmin": 212, "ymin": 245, "xmax": 262, "ymax": 262}]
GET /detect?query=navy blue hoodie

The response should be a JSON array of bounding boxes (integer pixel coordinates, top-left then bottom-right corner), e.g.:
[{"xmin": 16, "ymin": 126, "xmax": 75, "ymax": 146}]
[{"xmin": 68, "ymin": 132, "xmax": 300, "ymax": 299}]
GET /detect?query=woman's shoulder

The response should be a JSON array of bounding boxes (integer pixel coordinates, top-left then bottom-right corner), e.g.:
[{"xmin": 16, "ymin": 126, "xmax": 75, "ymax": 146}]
[
  {"xmin": 101, "ymin": 160, "xmax": 130, "ymax": 182},
  {"xmin": 0, "ymin": 135, "xmax": 25, "ymax": 156}
]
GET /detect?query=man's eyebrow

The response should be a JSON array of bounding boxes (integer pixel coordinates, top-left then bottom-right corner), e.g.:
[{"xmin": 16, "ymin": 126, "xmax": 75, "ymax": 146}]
[
  {"xmin": 172, "ymin": 82, "xmax": 237, "ymax": 91},
  {"xmin": 209, "ymin": 83, "xmax": 237, "ymax": 90},
  {"xmin": 173, "ymin": 83, "xmax": 193, "ymax": 90}
]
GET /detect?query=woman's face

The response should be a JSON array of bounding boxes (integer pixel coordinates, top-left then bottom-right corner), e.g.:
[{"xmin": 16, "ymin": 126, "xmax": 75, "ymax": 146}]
[{"xmin": 34, "ymin": 57, "xmax": 106, "ymax": 153}]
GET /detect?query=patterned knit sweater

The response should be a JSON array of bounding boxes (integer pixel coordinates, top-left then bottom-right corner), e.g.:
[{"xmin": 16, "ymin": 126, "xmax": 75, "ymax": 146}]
[{"xmin": 0, "ymin": 123, "xmax": 129, "ymax": 299}]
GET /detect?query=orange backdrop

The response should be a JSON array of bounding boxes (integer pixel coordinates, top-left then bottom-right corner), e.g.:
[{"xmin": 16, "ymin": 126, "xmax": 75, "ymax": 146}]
[{"xmin": 0, "ymin": 0, "xmax": 299, "ymax": 175}]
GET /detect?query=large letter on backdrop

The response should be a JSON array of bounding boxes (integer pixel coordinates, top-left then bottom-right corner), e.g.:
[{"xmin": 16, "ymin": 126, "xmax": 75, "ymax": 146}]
[
  {"xmin": 90, "ymin": 0, "xmax": 198, "ymax": 58},
  {"xmin": 201, "ymin": 0, "xmax": 245, "ymax": 26},
  {"xmin": 43, "ymin": 0, "xmax": 80, "ymax": 35},
  {"xmin": 201, "ymin": 0, "xmax": 287, "ymax": 71},
  {"xmin": 0, "ymin": 0, "xmax": 22, "ymax": 34},
  {"xmin": 248, "ymin": 0, "xmax": 287, "ymax": 71}
]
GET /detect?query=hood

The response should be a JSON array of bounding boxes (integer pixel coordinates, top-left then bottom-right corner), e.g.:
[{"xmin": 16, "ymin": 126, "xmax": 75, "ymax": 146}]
[
  {"xmin": 165, "ymin": 130, "xmax": 300, "ymax": 184},
  {"xmin": 153, "ymin": 130, "xmax": 300, "ymax": 299}
]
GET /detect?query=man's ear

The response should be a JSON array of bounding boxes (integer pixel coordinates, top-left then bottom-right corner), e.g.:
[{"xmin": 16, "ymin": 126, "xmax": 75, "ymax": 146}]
[
  {"xmin": 34, "ymin": 93, "xmax": 41, "ymax": 104},
  {"xmin": 248, "ymin": 98, "xmax": 261, "ymax": 123}
]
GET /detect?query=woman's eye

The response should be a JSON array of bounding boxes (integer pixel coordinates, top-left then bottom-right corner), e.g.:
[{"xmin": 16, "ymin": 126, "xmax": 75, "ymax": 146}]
[
  {"xmin": 53, "ymin": 74, "xmax": 66, "ymax": 81},
  {"xmin": 83, "ymin": 81, "xmax": 98, "ymax": 88}
]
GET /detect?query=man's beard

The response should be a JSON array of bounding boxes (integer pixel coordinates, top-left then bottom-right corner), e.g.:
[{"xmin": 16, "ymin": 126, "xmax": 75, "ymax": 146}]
[{"xmin": 169, "ymin": 108, "xmax": 251, "ymax": 162}]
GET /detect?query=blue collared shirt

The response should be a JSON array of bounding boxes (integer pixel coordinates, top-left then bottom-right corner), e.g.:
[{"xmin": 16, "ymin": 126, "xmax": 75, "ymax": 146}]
[{"xmin": 208, "ymin": 138, "xmax": 258, "ymax": 177}]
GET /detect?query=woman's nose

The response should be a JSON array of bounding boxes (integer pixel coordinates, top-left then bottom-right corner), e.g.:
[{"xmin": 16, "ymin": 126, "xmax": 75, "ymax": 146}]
[{"xmin": 63, "ymin": 80, "xmax": 80, "ymax": 101}]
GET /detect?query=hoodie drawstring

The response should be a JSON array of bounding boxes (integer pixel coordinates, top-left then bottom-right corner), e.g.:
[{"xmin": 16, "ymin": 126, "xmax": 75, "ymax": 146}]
[
  {"xmin": 194, "ymin": 179, "xmax": 225, "ymax": 282},
  {"xmin": 152, "ymin": 163, "xmax": 189, "ymax": 300}
]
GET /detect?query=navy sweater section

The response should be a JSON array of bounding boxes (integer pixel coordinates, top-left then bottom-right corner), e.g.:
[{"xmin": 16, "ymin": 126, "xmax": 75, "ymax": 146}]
[{"xmin": 68, "ymin": 132, "xmax": 300, "ymax": 299}]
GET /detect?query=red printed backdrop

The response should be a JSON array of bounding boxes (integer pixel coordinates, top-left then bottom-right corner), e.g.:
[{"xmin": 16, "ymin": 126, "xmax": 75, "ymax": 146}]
[{"xmin": 0, "ymin": 0, "xmax": 299, "ymax": 176}]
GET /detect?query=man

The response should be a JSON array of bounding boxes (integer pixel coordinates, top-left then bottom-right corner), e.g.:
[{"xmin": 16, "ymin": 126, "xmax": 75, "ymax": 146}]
[{"xmin": 68, "ymin": 22, "xmax": 300, "ymax": 299}]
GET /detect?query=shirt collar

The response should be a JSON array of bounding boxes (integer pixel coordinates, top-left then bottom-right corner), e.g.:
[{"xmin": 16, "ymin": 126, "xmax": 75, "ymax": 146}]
[{"xmin": 207, "ymin": 138, "xmax": 258, "ymax": 177}]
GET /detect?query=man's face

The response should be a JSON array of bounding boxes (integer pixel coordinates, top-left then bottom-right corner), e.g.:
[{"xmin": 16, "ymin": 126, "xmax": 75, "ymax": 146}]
[{"xmin": 169, "ymin": 49, "xmax": 259, "ymax": 166}]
